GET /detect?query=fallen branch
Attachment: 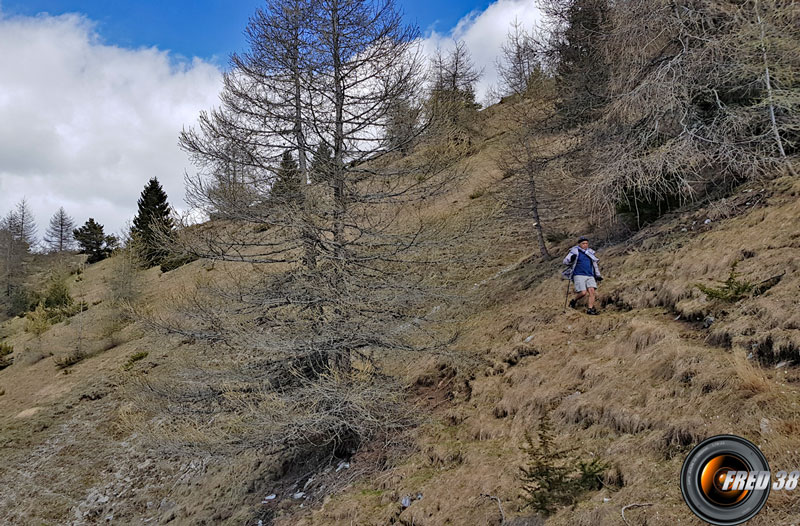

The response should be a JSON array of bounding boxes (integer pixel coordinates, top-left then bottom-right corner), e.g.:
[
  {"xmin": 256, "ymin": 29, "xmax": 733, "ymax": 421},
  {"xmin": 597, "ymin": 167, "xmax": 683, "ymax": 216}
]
[{"xmin": 621, "ymin": 502, "xmax": 653, "ymax": 525}]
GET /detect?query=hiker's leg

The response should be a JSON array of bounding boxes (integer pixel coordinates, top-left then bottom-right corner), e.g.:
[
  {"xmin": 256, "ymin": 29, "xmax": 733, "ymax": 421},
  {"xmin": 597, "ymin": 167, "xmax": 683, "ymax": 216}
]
[
  {"xmin": 574, "ymin": 276, "xmax": 588, "ymax": 303},
  {"xmin": 587, "ymin": 287, "xmax": 596, "ymax": 309}
]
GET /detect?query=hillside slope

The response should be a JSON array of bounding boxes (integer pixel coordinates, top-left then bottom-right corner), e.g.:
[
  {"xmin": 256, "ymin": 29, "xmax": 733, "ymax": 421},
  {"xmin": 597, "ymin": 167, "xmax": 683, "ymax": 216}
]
[
  {"xmin": 0, "ymin": 100, "xmax": 799, "ymax": 526},
  {"xmin": 284, "ymin": 172, "xmax": 800, "ymax": 526}
]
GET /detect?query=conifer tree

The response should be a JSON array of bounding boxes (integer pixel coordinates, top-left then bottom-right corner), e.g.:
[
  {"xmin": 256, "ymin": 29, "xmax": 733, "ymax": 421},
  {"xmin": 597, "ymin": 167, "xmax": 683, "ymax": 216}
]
[
  {"xmin": 426, "ymin": 40, "xmax": 482, "ymax": 139},
  {"xmin": 165, "ymin": 0, "xmax": 466, "ymax": 460},
  {"xmin": 270, "ymin": 150, "xmax": 302, "ymax": 204},
  {"xmin": 44, "ymin": 207, "xmax": 76, "ymax": 252},
  {"xmin": 8, "ymin": 199, "xmax": 38, "ymax": 251},
  {"xmin": 1, "ymin": 199, "xmax": 37, "ymax": 298},
  {"xmin": 309, "ymin": 143, "xmax": 333, "ymax": 184},
  {"xmin": 551, "ymin": 0, "xmax": 610, "ymax": 126},
  {"xmin": 131, "ymin": 177, "xmax": 174, "ymax": 266},
  {"xmin": 73, "ymin": 218, "xmax": 117, "ymax": 264}
]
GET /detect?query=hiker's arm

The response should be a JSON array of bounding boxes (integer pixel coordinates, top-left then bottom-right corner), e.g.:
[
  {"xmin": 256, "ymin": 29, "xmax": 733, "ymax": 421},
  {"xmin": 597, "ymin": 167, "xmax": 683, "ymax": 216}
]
[{"xmin": 563, "ymin": 251, "xmax": 575, "ymax": 266}]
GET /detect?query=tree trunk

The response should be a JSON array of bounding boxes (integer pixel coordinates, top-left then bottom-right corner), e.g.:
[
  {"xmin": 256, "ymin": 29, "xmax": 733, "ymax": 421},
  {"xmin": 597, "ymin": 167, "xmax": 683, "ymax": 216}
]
[{"xmin": 529, "ymin": 169, "xmax": 551, "ymax": 259}]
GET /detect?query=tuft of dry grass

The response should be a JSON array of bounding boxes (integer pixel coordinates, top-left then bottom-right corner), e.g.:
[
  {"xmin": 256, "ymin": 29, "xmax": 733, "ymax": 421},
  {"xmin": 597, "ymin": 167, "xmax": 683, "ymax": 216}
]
[
  {"xmin": 728, "ymin": 352, "xmax": 773, "ymax": 395},
  {"xmin": 53, "ymin": 349, "xmax": 87, "ymax": 369}
]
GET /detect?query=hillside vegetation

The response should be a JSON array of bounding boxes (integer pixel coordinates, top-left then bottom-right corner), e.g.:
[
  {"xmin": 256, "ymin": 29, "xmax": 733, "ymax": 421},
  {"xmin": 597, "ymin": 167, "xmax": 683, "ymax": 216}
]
[
  {"xmin": 0, "ymin": 0, "xmax": 798, "ymax": 525},
  {"xmin": 0, "ymin": 97, "xmax": 798, "ymax": 525}
]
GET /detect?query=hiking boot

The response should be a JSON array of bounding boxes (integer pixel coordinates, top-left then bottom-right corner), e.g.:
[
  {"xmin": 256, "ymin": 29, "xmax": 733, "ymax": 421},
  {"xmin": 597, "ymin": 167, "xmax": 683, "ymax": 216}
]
[
  {"xmin": 569, "ymin": 299, "xmax": 577, "ymax": 309},
  {"xmin": 586, "ymin": 307, "xmax": 598, "ymax": 315}
]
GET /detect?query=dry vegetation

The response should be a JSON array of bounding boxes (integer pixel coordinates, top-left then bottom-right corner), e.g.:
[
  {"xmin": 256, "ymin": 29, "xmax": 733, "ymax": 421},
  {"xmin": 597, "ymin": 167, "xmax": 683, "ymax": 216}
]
[
  {"xmin": 0, "ymin": 95, "xmax": 797, "ymax": 525},
  {"xmin": 0, "ymin": 0, "xmax": 798, "ymax": 523}
]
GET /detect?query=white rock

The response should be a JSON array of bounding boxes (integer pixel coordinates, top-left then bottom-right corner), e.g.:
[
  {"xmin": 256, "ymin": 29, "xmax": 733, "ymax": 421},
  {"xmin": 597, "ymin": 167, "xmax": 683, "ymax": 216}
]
[
  {"xmin": 760, "ymin": 418, "xmax": 771, "ymax": 434},
  {"xmin": 292, "ymin": 492, "xmax": 305, "ymax": 499}
]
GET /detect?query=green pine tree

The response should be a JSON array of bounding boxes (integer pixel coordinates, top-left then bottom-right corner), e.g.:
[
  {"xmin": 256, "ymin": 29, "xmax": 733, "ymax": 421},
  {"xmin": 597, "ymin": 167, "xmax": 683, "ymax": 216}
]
[
  {"xmin": 73, "ymin": 218, "xmax": 117, "ymax": 264},
  {"xmin": 270, "ymin": 150, "xmax": 303, "ymax": 203},
  {"xmin": 309, "ymin": 143, "xmax": 334, "ymax": 185},
  {"xmin": 553, "ymin": 0, "xmax": 610, "ymax": 126},
  {"xmin": 519, "ymin": 413, "xmax": 608, "ymax": 514},
  {"xmin": 131, "ymin": 177, "xmax": 174, "ymax": 266}
]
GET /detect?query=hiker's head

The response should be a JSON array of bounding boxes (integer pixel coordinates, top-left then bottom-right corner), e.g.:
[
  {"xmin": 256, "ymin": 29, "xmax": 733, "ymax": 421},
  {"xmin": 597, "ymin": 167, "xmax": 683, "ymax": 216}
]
[{"xmin": 578, "ymin": 236, "xmax": 589, "ymax": 249}]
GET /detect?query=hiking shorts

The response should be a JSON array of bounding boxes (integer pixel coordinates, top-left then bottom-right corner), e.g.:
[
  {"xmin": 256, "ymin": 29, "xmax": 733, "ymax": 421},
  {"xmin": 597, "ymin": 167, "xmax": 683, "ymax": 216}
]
[{"xmin": 573, "ymin": 275, "xmax": 597, "ymax": 292}]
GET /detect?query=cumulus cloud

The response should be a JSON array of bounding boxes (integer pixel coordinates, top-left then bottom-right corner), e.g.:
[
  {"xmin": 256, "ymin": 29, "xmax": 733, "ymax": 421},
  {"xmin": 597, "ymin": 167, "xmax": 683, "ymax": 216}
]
[
  {"xmin": 0, "ymin": 1, "xmax": 541, "ymax": 238},
  {"xmin": 419, "ymin": 0, "xmax": 544, "ymax": 105},
  {"xmin": 0, "ymin": 11, "xmax": 222, "ymax": 235}
]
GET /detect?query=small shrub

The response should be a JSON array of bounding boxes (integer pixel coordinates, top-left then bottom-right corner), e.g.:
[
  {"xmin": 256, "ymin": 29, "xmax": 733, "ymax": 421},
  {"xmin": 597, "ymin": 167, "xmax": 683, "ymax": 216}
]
[
  {"xmin": 25, "ymin": 303, "xmax": 51, "ymax": 336},
  {"xmin": 44, "ymin": 278, "xmax": 73, "ymax": 309},
  {"xmin": 519, "ymin": 413, "xmax": 608, "ymax": 515},
  {"xmin": 469, "ymin": 188, "xmax": 485, "ymax": 199},
  {"xmin": 123, "ymin": 351, "xmax": 149, "ymax": 370},
  {"xmin": 545, "ymin": 231, "xmax": 570, "ymax": 244},
  {"xmin": 54, "ymin": 350, "xmax": 87, "ymax": 369},
  {"xmin": 50, "ymin": 301, "xmax": 89, "ymax": 324},
  {"xmin": 695, "ymin": 262, "xmax": 753, "ymax": 303},
  {"xmin": 0, "ymin": 342, "xmax": 13, "ymax": 370},
  {"xmin": 7, "ymin": 287, "xmax": 37, "ymax": 317}
]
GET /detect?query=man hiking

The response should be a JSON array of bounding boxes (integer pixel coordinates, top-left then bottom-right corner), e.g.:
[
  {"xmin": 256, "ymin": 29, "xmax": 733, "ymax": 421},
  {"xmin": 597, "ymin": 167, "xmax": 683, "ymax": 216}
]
[{"xmin": 563, "ymin": 236, "xmax": 602, "ymax": 315}]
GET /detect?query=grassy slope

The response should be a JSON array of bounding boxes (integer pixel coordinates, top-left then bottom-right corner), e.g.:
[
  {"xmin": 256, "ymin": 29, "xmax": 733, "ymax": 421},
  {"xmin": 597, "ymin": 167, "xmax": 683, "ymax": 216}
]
[
  {"xmin": 294, "ymin": 184, "xmax": 800, "ymax": 525},
  {"xmin": 0, "ymin": 100, "xmax": 799, "ymax": 525}
]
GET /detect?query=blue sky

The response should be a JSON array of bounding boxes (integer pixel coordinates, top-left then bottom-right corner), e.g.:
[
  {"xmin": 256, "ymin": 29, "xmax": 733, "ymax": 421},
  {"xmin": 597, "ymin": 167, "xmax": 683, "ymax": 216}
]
[
  {"xmin": 0, "ymin": 0, "xmax": 540, "ymax": 234},
  {"xmin": 0, "ymin": 1, "xmax": 495, "ymax": 64}
]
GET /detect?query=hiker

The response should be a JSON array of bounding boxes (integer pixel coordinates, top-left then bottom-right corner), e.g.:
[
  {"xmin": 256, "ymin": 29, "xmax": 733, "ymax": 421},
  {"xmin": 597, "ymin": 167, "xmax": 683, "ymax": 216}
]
[{"xmin": 563, "ymin": 236, "xmax": 603, "ymax": 315}]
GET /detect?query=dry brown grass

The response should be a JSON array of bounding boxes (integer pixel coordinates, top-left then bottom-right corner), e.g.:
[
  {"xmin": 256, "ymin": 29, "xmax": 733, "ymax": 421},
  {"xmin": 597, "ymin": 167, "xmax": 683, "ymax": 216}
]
[{"xmin": 2, "ymin": 96, "xmax": 800, "ymax": 526}]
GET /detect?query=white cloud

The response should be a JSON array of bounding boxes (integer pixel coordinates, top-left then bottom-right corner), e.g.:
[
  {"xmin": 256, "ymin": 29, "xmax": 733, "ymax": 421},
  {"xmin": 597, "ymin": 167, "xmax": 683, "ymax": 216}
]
[
  {"xmin": 419, "ymin": 0, "xmax": 544, "ymax": 105},
  {"xmin": 0, "ymin": 2, "xmax": 541, "ymax": 239},
  {"xmin": 0, "ymin": 11, "xmax": 222, "ymax": 236}
]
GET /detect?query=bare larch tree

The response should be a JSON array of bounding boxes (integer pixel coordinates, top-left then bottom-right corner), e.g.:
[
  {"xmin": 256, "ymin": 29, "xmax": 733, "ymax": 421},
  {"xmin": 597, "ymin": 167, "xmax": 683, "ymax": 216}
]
[
  {"xmin": 44, "ymin": 207, "xmax": 76, "ymax": 253},
  {"xmin": 143, "ymin": 0, "xmax": 464, "ymax": 460}
]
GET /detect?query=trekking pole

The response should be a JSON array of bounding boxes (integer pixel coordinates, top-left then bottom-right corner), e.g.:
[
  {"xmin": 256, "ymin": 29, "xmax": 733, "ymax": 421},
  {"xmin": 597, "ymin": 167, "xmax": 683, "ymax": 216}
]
[{"xmin": 563, "ymin": 278, "xmax": 572, "ymax": 312}]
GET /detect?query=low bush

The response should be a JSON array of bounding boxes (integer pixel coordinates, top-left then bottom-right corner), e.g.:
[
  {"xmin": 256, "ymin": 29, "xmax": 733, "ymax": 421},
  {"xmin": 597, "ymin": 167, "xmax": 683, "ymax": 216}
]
[
  {"xmin": 545, "ymin": 231, "xmax": 571, "ymax": 244},
  {"xmin": 123, "ymin": 351, "xmax": 149, "ymax": 370},
  {"xmin": 0, "ymin": 341, "xmax": 13, "ymax": 370},
  {"xmin": 44, "ymin": 278, "xmax": 73, "ymax": 309},
  {"xmin": 25, "ymin": 303, "xmax": 51, "ymax": 336},
  {"xmin": 519, "ymin": 413, "xmax": 609, "ymax": 515},
  {"xmin": 468, "ymin": 188, "xmax": 485, "ymax": 199},
  {"xmin": 695, "ymin": 262, "xmax": 753, "ymax": 303},
  {"xmin": 7, "ymin": 287, "xmax": 37, "ymax": 317},
  {"xmin": 54, "ymin": 350, "xmax": 87, "ymax": 369}
]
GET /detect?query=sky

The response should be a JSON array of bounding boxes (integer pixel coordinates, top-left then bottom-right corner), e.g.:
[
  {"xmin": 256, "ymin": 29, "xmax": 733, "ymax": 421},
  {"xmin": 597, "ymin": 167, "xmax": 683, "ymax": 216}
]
[{"xmin": 0, "ymin": 0, "xmax": 542, "ymax": 237}]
